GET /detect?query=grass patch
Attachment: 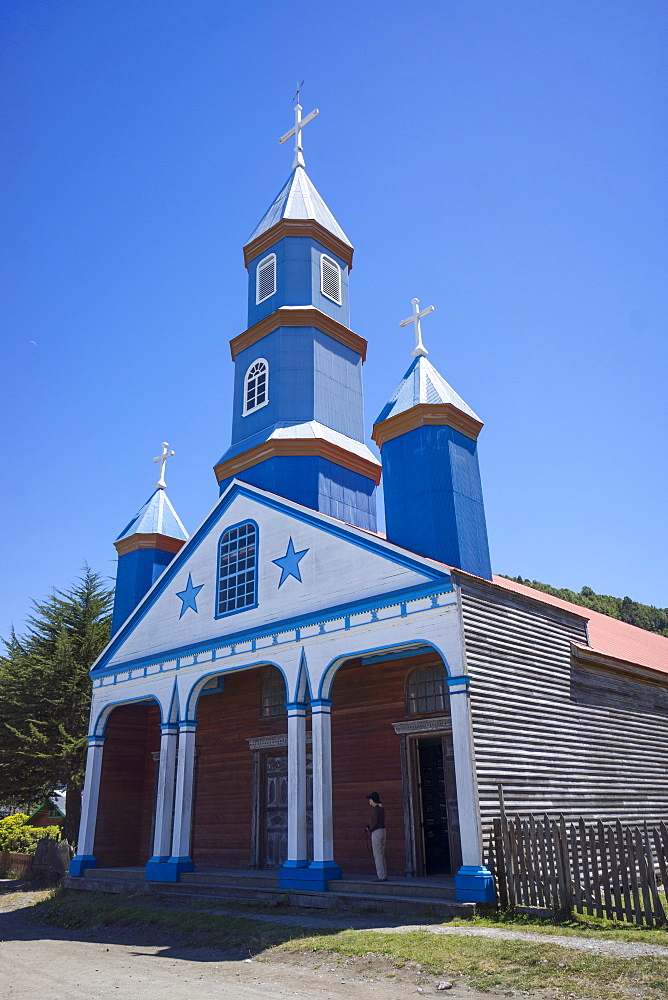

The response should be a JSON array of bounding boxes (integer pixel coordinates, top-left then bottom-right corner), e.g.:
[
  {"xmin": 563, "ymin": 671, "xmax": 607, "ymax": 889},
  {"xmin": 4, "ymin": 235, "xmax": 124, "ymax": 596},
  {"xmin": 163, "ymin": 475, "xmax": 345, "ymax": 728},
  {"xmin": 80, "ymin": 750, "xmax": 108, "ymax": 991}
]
[
  {"xmin": 445, "ymin": 908, "xmax": 668, "ymax": 945},
  {"xmin": 29, "ymin": 888, "xmax": 330, "ymax": 952},
  {"xmin": 281, "ymin": 928, "xmax": 668, "ymax": 998}
]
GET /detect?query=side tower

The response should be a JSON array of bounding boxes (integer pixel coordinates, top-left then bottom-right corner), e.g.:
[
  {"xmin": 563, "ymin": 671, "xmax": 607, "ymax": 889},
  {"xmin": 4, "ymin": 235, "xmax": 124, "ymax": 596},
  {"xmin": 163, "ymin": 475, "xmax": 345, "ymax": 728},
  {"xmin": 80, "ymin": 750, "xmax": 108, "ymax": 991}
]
[
  {"xmin": 111, "ymin": 443, "xmax": 188, "ymax": 635},
  {"xmin": 373, "ymin": 301, "xmax": 492, "ymax": 579},
  {"xmin": 213, "ymin": 102, "xmax": 380, "ymax": 530}
]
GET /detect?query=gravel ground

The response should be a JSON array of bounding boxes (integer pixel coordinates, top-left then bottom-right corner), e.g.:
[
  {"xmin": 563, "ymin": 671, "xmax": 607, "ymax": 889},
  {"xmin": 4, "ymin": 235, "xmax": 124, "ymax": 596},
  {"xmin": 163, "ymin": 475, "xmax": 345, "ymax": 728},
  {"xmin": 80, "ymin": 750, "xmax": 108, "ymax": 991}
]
[{"xmin": 0, "ymin": 883, "xmax": 522, "ymax": 1000}]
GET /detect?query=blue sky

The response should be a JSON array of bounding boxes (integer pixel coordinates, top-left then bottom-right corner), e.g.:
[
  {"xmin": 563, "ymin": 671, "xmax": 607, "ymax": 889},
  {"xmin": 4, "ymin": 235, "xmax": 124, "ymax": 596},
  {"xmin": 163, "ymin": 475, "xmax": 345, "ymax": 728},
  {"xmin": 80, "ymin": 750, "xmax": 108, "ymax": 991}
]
[{"xmin": 1, "ymin": 0, "xmax": 666, "ymax": 639}]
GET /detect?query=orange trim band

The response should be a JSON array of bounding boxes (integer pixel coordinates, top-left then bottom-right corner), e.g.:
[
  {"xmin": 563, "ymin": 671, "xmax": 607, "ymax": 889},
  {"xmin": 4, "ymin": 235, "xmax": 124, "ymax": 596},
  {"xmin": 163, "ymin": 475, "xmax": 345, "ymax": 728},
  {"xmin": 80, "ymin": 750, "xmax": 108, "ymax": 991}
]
[
  {"xmin": 372, "ymin": 403, "xmax": 483, "ymax": 448},
  {"xmin": 114, "ymin": 533, "xmax": 186, "ymax": 557},
  {"xmin": 229, "ymin": 307, "xmax": 367, "ymax": 362},
  {"xmin": 214, "ymin": 438, "xmax": 382, "ymax": 486},
  {"xmin": 243, "ymin": 219, "xmax": 354, "ymax": 271}
]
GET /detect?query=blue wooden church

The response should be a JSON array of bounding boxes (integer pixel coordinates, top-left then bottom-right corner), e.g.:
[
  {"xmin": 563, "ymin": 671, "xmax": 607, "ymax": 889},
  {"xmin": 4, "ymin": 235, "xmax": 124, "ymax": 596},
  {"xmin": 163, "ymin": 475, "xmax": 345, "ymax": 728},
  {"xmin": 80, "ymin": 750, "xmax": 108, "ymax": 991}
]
[{"xmin": 69, "ymin": 101, "xmax": 668, "ymax": 906}]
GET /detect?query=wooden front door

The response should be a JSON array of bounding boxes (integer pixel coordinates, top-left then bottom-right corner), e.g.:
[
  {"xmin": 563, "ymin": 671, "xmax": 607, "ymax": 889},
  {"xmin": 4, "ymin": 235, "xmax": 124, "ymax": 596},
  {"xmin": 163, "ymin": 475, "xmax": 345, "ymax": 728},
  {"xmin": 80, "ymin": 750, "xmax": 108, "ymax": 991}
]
[{"xmin": 260, "ymin": 752, "xmax": 313, "ymax": 869}]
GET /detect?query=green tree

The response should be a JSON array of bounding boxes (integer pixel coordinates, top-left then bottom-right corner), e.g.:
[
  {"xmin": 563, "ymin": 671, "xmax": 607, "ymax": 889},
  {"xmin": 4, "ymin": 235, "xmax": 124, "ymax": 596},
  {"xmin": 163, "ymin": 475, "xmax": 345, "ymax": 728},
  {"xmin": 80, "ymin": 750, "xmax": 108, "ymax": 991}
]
[
  {"xmin": 0, "ymin": 569, "xmax": 113, "ymax": 845},
  {"xmin": 502, "ymin": 576, "xmax": 668, "ymax": 638}
]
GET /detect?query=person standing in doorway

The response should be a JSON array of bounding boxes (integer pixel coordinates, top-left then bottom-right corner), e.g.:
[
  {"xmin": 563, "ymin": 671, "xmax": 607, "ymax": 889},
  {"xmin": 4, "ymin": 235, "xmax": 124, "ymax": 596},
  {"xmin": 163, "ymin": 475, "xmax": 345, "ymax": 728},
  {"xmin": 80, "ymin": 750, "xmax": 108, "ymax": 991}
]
[{"xmin": 365, "ymin": 792, "xmax": 387, "ymax": 881}]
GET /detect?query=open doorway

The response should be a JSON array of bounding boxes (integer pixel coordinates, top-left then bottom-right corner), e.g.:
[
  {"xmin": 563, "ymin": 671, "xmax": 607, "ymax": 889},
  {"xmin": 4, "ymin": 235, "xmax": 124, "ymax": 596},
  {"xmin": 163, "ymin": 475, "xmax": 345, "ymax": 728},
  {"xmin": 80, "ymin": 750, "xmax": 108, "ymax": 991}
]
[{"xmin": 417, "ymin": 736, "xmax": 451, "ymax": 875}]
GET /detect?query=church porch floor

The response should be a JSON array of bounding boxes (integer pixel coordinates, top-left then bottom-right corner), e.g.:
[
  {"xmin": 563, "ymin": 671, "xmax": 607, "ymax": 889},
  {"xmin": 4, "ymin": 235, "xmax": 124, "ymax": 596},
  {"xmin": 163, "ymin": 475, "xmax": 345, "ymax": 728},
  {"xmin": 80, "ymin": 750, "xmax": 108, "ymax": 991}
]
[{"xmin": 63, "ymin": 866, "xmax": 472, "ymax": 919}]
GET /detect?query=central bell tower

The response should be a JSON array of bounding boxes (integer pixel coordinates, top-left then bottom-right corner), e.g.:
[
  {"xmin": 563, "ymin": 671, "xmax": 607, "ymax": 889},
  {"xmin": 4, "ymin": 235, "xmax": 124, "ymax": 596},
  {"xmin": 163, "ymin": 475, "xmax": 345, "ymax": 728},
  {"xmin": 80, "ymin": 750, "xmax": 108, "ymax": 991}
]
[{"xmin": 214, "ymin": 101, "xmax": 380, "ymax": 529}]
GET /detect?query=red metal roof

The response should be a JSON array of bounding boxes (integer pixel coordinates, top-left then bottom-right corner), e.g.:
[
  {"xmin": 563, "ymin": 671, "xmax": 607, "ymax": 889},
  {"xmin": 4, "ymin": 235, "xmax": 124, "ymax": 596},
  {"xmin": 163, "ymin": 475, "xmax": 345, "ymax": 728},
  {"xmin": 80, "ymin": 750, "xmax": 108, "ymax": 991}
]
[{"xmin": 492, "ymin": 575, "xmax": 668, "ymax": 676}]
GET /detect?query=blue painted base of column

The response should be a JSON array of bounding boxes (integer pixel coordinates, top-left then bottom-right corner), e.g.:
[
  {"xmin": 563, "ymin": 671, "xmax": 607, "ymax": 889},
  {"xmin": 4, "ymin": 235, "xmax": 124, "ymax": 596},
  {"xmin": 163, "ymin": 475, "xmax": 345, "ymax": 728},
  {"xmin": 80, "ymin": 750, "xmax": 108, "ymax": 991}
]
[
  {"xmin": 278, "ymin": 859, "xmax": 312, "ymax": 890},
  {"xmin": 145, "ymin": 857, "xmax": 195, "ymax": 882},
  {"xmin": 279, "ymin": 860, "xmax": 342, "ymax": 892},
  {"xmin": 69, "ymin": 855, "xmax": 98, "ymax": 877},
  {"xmin": 454, "ymin": 865, "xmax": 496, "ymax": 903}
]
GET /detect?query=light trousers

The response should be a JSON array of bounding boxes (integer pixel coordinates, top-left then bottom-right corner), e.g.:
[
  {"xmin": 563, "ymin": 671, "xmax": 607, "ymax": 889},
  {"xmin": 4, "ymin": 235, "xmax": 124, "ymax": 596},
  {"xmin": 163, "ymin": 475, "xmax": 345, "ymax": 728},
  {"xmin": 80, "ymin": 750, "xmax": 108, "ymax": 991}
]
[{"xmin": 371, "ymin": 827, "xmax": 387, "ymax": 879}]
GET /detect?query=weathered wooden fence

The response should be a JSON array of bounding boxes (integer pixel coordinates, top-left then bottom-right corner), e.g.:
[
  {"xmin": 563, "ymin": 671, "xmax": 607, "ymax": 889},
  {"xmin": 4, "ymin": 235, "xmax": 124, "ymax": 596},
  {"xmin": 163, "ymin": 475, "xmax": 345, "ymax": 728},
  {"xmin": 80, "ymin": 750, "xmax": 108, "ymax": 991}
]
[
  {"xmin": 33, "ymin": 837, "xmax": 71, "ymax": 876},
  {"xmin": 0, "ymin": 851, "xmax": 34, "ymax": 878},
  {"xmin": 0, "ymin": 839, "xmax": 71, "ymax": 879},
  {"xmin": 489, "ymin": 812, "xmax": 668, "ymax": 927}
]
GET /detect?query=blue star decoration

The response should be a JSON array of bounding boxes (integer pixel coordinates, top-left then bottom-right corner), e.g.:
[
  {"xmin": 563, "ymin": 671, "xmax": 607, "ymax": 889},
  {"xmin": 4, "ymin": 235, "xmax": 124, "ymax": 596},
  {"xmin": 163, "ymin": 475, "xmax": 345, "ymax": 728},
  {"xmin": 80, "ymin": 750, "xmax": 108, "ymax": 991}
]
[
  {"xmin": 272, "ymin": 537, "xmax": 309, "ymax": 589},
  {"xmin": 176, "ymin": 573, "xmax": 204, "ymax": 618}
]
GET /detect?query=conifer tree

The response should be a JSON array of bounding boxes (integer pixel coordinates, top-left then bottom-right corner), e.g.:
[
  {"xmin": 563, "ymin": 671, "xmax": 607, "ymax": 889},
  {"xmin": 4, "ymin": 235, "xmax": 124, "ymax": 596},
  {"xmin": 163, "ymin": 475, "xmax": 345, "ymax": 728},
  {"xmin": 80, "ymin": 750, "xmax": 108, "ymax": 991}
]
[{"xmin": 0, "ymin": 569, "xmax": 113, "ymax": 844}]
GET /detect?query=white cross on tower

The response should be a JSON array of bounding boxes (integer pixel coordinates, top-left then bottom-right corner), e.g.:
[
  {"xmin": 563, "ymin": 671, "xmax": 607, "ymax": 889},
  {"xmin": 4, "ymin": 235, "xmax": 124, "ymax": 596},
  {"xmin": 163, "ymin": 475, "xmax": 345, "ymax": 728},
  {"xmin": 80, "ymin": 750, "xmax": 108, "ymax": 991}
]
[
  {"xmin": 278, "ymin": 85, "xmax": 319, "ymax": 169},
  {"xmin": 153, "ymin": 441, "xmax": 175, "ymax": 490},
  {"xmin": 400, "ymin": 298, "xmax": 435, "ymax": 358}
]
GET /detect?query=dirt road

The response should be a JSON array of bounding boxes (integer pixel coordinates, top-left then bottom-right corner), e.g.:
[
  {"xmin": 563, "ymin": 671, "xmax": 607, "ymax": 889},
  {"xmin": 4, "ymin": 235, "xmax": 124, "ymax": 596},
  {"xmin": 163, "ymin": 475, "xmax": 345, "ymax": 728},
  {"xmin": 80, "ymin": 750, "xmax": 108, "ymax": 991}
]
[{"xmin": 0, "ymin": 884, "xmax": 512, "ymax": 1000}]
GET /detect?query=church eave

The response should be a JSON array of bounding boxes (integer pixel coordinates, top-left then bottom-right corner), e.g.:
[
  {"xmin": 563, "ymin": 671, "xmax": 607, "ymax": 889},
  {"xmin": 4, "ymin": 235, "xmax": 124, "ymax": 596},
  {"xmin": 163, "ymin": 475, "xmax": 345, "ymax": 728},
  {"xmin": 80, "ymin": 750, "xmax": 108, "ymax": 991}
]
[
  {"xmin": 229, "ymin": 306, "xmax": 367, "ymax": 362},
  {"xmin": 213, "ymin": 438, "xmax": 382, "ymax": 486},
  {"xmin": 243, "ymin": 218, "xmax": 354, "ymax": 271},
  {"xmin": 372, "ymin": 403, "xmax": 484, "ymax": 448},
  {"xmin": 114, "ymin": 533, "xmax": 187, "ymax": 557}
]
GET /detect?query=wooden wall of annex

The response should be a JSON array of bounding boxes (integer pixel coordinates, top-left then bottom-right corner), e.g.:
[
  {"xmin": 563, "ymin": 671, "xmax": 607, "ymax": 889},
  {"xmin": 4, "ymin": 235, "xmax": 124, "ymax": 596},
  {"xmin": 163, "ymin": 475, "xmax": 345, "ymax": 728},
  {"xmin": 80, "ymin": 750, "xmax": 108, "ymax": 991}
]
[{"xmin": 458, "ymin": 577, "xmax": 668, "ymax": 832}]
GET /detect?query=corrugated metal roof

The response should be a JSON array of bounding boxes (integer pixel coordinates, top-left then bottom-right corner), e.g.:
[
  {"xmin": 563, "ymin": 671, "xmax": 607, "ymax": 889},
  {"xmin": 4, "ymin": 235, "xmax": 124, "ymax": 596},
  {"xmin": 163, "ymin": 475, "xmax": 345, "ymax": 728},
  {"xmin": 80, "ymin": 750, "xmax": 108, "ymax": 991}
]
[
  {"xmin": 115, "ymin": 489, "xmax": 189, "ymax": 543},
  {"xmin": 492, "ymin": 575, "xmax": 668, "ymax": 676},
  {"xmin": 246, "ymin": 166, "xmax": 352, "ymax": 248},
  {"xmin": 375, "ymin": 355, "xmax": 481, "ymax": 425}
]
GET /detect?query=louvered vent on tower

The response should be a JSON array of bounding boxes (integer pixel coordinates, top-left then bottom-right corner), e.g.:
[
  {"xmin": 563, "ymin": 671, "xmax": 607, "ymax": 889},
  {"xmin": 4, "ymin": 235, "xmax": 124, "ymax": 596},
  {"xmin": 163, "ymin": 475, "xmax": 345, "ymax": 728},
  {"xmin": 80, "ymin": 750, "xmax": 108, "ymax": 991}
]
[
  {"xmin": 320, "ymin": 254, "xmax": 341, "ymax": 304},
  {"xmin": 256, "ymin": 253, "xmax": 276, "ymax": 304}
]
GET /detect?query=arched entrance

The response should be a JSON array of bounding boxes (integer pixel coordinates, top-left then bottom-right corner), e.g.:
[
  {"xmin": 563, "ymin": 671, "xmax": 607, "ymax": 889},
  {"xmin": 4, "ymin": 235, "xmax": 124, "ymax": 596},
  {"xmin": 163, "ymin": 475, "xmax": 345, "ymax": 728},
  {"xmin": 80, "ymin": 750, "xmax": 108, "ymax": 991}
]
[
  {"xmin": 189, "ymin": 664, "xmax": 310, "ymax": 869},
  {"xmin": 330, "ymin": 649, "xmax": 461, "ymax": 878},
  {"xmin": 93, "ymin": 700, "xmax": 161, "ymax": 867}
]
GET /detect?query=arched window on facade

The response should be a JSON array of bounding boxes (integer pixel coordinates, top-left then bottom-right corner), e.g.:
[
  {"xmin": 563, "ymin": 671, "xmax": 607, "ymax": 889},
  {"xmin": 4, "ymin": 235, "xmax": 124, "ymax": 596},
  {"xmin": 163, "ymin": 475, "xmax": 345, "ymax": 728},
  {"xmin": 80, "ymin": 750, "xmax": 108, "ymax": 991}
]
[
  {"xmin": 261, "ymin": 666, "xmax": 287, "ymax": 718},
  {"xmin": 406, "ymin": 665, "xmax": 447, "ymax": 715},
  {"xmin": 216, "ymin": 521, "xmax": 258, "ymax": 617},
  {"xmin": 243, "ymin": 359, "xmax": 269, "ymax": 416}
]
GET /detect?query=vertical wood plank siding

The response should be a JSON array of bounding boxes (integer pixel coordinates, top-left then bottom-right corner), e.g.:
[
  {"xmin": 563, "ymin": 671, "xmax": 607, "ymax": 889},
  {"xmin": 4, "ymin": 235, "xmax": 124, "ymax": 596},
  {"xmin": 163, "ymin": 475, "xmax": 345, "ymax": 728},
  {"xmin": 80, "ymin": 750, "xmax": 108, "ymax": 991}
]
[
  {"xmin": 457, "ymin": 578, "xmax": 668, "ymax": 832},
  {"xmin": 94, "ymin": 703, "xmax": 160, "ymax": 867},
  {"xmin": 192, "ymin": 667, "xmax": 285, "ymax": 867},
  {"xmin": 331, "ymin": 653, "xmax": 456, "ymax": 876}
]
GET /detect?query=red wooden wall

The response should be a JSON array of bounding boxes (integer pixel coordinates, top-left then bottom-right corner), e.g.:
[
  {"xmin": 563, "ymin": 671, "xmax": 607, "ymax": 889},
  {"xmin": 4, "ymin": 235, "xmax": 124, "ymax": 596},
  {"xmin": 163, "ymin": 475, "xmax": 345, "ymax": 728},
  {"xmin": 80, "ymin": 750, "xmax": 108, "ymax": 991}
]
[
  {"xmin": 94, "ymin": 702, "xmax": 160, "ymax": 867},
  {"xmin": 331, "ymin": 651, "xmax": 453, "ymax": 876},
  {"xmin": 192, "ymin": 667, "xmax": 285, "ymax": 867}
]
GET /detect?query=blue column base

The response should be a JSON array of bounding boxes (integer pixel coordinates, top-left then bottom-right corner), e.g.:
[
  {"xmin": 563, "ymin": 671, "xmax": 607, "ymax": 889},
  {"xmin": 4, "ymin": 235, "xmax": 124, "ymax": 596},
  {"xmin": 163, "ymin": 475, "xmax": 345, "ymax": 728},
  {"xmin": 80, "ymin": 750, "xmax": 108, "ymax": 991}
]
[
  {"xmin": 69, "ymin": 855, "xmax": 98, "ymax": 877},
  {"xmin": 279, "ymin": 860, "xmax": 342, "ymax": 892},
  {"xmin": 145, "ymin": 857, "xmax": 195, "ymax": 882},
  {"xmin": 454, "ymin": 865, "xmax": 496, "ymax": 903}
]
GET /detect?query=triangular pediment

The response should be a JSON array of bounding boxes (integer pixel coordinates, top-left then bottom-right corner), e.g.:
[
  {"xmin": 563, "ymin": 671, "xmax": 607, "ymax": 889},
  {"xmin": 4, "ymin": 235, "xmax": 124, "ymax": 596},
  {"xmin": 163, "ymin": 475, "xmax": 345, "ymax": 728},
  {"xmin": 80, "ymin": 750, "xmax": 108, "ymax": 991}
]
[{"xmin": 94, "ymin": 482, "xmax": 450, "ymax": 674}]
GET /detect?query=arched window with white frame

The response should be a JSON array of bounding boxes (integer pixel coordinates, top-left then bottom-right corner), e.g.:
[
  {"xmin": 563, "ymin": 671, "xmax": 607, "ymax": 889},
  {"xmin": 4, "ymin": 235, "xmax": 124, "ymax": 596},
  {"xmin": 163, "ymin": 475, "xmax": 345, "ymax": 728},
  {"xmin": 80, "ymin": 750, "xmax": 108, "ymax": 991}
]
[
  {"xmin": 243, "ymin": 358, "xmax": 269, "ymax": 416},
  {"xmin": 320, "ymin": 254, "xmax": 342, "ymax": 305},
  {"xmin": 256, "ymin": 253, "xmax": 276, "ymax": 304}
]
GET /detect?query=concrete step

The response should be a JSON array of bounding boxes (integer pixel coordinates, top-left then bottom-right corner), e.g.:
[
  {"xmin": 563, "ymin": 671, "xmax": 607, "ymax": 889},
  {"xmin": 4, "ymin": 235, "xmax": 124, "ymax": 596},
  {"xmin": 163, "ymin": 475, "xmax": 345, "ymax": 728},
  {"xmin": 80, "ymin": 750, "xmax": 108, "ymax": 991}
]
[
  {"xmin": 181, "ymin": 871, "xmax": 279, "ymax": 889},
  {"xmin": 63, "ymin": 873, "xmax": 472, "ymax": 919},
  {"xmin": 336, "ymin": 878, "xmax": 456, "ymax": 901}
]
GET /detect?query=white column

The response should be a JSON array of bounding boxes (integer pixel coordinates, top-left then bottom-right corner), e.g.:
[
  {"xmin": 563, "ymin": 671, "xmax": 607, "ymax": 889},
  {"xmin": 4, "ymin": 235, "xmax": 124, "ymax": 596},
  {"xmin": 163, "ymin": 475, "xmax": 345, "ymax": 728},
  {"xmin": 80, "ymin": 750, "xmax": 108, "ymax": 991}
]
[
  {"xmin": 170, "ymin": 721, "xmax": 197, "ymax": 865},
  {"xmin": 151, "ymin": 724, "xmax": 178, "ymax": 860},
  {"xmin": 310, "ymin": 699, "xmax": 339, "ymax": 871},
  {"xmin": 286, "ymin": 703, "xmax": 308, "ymax": 864},
  {"xmin": 69, "ymin": 736, "xmax": 105, "ymax": 875},
  {"xmin": 449, "ymin": 680, "xmax": 483, "ymax": 866},
  {"xmin": 449, "ymin": 676, "xmax": 495, "ymax": 901}
]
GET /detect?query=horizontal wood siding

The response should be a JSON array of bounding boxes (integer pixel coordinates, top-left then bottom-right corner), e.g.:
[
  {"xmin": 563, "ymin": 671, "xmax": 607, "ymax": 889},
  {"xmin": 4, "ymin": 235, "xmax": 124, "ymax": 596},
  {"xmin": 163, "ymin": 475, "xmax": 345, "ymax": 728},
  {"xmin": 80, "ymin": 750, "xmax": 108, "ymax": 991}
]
[
  {"xmin": 95, "ymin": 703, "xmax": 160, "ymax": 866},
  {"xmin": 459, "ymin": 578, "xmax": 668, "ymax": 831},
  {"xmin": 192, "ymin": 668, "xmax": 285, "ymax": 867},
  {"xmin": 331, "ymin": 653, "xmax": 454, "ymax": 876}
]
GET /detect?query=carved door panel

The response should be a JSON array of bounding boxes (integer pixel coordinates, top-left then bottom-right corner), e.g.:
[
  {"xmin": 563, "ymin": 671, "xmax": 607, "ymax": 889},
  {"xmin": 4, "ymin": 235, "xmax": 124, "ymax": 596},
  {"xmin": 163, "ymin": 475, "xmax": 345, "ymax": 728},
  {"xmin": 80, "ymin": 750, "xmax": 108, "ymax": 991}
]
[
  {"xmin": 261, "ymin": 752, "xmax": 313, "ymax": 869},
  {"xmin": 264, "ymin": 755, "xmax": 288, "ymax": 868}
]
